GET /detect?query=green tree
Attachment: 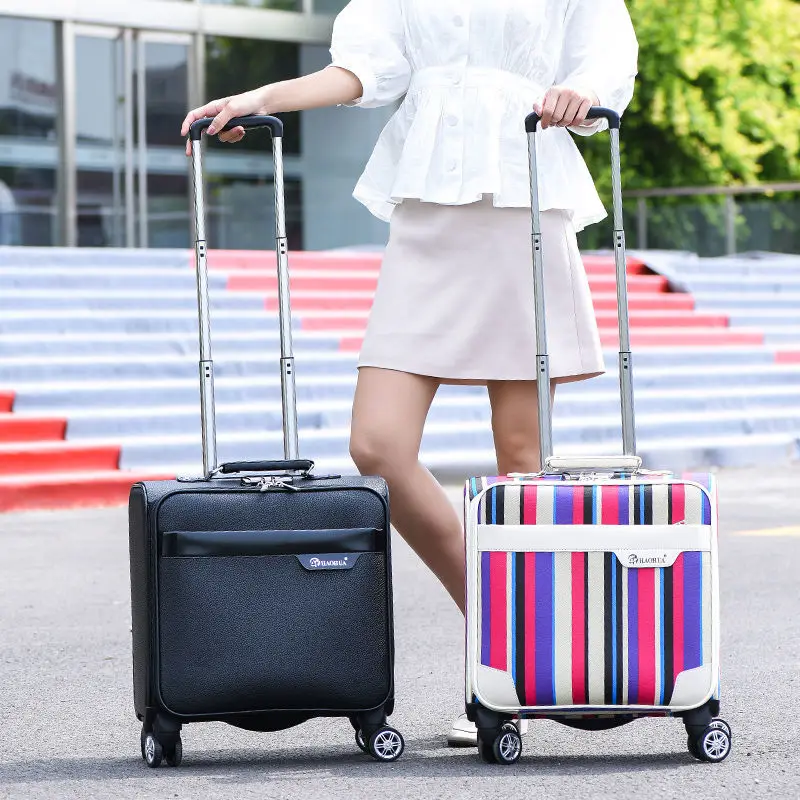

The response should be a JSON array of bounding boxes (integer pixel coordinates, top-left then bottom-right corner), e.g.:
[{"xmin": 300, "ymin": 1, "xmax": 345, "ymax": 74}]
[
  {"xmin": 581, "ymin": 0, "xmax": 800, "ymax": 190},
  {"xmin": 576, "ymin": 0, "xmax": 800, "ymax": 251}
]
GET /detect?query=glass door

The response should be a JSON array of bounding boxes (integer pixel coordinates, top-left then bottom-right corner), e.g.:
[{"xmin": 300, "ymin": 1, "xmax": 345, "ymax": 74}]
[
  {"xmin": 72, "ymin": 27, "xmax": 192, "ymax": 248},
  {"xmin": 135, "ymin": 32, "xmax": 192, "ymax": 248},
  {"xmin": 74, "ymin": 26, "xmax": 131, "ymax": 247}
]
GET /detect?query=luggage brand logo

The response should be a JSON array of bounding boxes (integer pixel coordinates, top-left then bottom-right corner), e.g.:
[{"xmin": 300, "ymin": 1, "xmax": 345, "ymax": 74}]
[
  {"xmin": 297, "ymin": 554, "xmax": 360, "ymax": 571},
  {"xmin": 310, "ymin": 557, "xmax": 347, "ymax": 568},
  {"xmin": 627, "ymin": 552, "xmax": 669, "ymax": 567}
]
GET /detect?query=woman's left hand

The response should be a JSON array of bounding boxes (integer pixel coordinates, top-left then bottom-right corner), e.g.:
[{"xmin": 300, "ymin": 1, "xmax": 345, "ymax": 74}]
[{"xmin": 534, "ymin": 85, "xmax": 599, "ymax": 129}]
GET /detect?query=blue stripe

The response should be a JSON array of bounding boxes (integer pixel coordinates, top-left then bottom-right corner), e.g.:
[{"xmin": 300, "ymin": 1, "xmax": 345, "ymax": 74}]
[
  {"xmin": 639, "ymin": 485, "xmax": 645, "ymax": 524},
  {"xmin": 490, "ymin": 487, "xmax": 496, "ymax": 524},
  {"xmin": 592, "ymin": 485, "xmax": 598, "ymax": 524},
  {"xmin": 612, "ymin": 560, "xmax": 618, "ymax": 703}
]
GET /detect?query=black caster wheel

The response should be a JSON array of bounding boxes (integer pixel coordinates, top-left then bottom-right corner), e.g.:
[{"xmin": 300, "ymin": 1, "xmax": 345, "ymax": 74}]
[
  {"xmin": 165, "ymin": 738, "xmax": 183, "ymax": 767},
  {"xmin": 695, "ymin": 725, "xmax": 732, "ymax": 763},
  {"xmin": 140, "ymin": 727, "xmax": 149, "ymax": 761},
  {"xmin": 355, "ymin": 729, "xmax": 369, "ymax": 754},
  {"xmin": 709, "ymin": 719, "xmax": 732, "ymax": 740},
  {"xmin": 143, "ymin": 733, "xmax": 163, "ymax": 768},
  {"xmin": 367, "ymin": 727, "xmax": 404, "ymax": 762},
  {"xmin": 492, "ymin": 727, "xmax": 522, "ymax": 765}
]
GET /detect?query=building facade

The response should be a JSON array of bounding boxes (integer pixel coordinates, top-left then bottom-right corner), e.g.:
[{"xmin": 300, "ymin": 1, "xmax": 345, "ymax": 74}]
[{"xmin": 0, "ymin": 0, "xmax": 393, "ymax": 250}]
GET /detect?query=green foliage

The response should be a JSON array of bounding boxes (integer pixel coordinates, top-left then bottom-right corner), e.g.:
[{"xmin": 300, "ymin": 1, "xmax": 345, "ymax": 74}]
[{"xmin": 577, "ymin": 0, "xmax": 800, "ymax": 192}]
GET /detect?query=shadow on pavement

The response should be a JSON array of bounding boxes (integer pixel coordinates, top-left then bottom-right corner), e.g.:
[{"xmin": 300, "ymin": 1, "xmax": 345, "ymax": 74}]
[{"xmin": 0, "ymin": 741, "xmax": 697, "ymax": 785}]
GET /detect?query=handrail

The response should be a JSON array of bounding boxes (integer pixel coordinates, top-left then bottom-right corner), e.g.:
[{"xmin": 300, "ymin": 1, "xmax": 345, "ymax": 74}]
[{"xmin": 627, "ymin": 181, "xmax": 800, "ymax": 199}]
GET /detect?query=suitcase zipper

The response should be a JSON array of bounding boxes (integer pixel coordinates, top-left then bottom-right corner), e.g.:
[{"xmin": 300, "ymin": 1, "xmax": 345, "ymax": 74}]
[{"xmin": 241, "ymin": 476, "xmax": 300, "ymax": 492}]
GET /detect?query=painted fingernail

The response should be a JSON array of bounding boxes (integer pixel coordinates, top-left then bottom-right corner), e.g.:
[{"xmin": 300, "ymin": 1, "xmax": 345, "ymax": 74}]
[{"xmin": 207, "ymin": 125, "xmax": 216, "ymax": 135}]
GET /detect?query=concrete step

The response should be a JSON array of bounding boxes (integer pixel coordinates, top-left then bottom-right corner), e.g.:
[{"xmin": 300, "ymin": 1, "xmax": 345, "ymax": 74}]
[
  {"xmin": 0, "ymin": 269, "xmax": 229, "ymax": 291},
  {"xmin": 9, "ymin": 361, "xmax": 800, "ymax": 411},
  {"xmin": 0, "ymin": 330, "xmax": 345, "ymax": 357},
  {"xmin": 0, "ymin": 289, "xmax": 267, "ymax": 311},
  {"xmin": 154, "ymin": 429, "xmax": 800, "ymax": 484},
  {"xmin": 0, "ymin": 347, "xmax": 786, "ymax": 385},
  {"xmin": 228, "ymin": 272, "xmax": 670, "ymax": 294},
  {"xmin": 0, "ymin": 246, "xmax": 187, "ymax": 269},
  {"xmin": 110, "ymin": 405, "xmax": 800, "ymax": 470},
  {"xmin": 678, "ymin": 275, "xmax": 800, "ymax": 292},
  {"xmin": 695, "ymin": 293, "xmax": 800, "ymax": 309},
  {"xmin": 61, "ymin": 384, "xmax": 800, "ymax": 438}
]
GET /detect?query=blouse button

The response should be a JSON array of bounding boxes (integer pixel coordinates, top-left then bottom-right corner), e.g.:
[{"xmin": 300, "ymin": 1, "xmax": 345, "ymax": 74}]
[
  {"xmin": 447, "ymin": 160, "xmax": 458, "ymax": 172},
  {"xmin": 446, "ymin": 114, "xmax": 459, "ymax": 127},
  {"xmin": 453, "ymin": 15, "xmax": 464, "ymax": 27}
]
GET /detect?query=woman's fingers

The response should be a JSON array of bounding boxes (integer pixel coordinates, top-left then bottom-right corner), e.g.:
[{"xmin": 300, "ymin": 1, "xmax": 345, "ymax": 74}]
[
  {"xmin": 538, "ymin": 86, "xmax": 598, "ymax": 128},
  {"xmin": 181, "ymin": 97, "xmax": 231, "ymax": 155},
  {"xmin": 180, "ymin": 97, "xmax": 229, "ymax": 138},
  {"xmin": 218, "ymin": 126, "xmax": 246, "ymax": 143}
]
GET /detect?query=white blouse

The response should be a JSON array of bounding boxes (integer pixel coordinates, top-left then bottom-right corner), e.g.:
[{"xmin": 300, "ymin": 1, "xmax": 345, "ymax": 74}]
[{"xmin": 328, "ymin": 0, "xmax": 638, "ymax": 231}]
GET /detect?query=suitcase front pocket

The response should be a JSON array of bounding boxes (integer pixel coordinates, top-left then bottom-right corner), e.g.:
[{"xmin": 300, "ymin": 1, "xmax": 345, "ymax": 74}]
[
  {"xmin": 156, "ymin": 549, "xmax": 391, "ymax": 717},
  {"xmin": 160, "ymin": 527, "xmax": 383, "ymax": 557},
  {"xmin": 476, "ymin": 548, "xmax": 713, "ymax": 711}
]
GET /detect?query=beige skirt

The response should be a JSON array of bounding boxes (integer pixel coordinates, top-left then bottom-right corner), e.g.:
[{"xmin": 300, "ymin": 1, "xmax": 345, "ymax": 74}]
[{"xmin": 357, "ymin": 195, "xmax": 605, "ymax": 383}]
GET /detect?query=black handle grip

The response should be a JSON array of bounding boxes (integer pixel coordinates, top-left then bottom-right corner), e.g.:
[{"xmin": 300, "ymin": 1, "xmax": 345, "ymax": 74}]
[
  {"xmin": 219, "ymin": 459, "xmax": 315, "ymax": 474},
  {"xmin": 189, "ymin": 114, "xmax": 284, "ymax": 141},
  {"xmin": 525, "ymin": 106, "xmax": 620, "ymax": 133}
]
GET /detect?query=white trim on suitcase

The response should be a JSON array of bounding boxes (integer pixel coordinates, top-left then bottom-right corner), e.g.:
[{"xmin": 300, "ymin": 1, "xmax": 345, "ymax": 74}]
[{"xmin": 476, "ymin": 524, "xmax": 712, "ymax": 553}]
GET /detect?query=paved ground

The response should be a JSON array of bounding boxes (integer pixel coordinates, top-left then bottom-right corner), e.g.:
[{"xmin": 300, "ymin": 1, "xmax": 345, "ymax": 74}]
[{"xmin": 1, "ymin": 466, "xmax": 799, "ymax": 800}]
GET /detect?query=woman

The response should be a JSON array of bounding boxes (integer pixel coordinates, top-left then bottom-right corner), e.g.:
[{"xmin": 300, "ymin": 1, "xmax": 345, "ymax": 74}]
[{"xmin": 182, "ymin": 0, "xmax": 638, "ymax": 745}]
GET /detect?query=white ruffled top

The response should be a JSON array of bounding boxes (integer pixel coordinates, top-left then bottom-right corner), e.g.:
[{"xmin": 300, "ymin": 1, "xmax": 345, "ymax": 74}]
[{"xmin": 328, "ymin": 0, "xmax": 638, "ymax": 231}]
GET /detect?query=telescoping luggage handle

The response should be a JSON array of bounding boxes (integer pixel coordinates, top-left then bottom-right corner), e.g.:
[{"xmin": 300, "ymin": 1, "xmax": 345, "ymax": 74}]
[
  {"xmin": 525, "ymin": 107, "xmax": 639, "ymax": 475},
  {"xmin": 188, "ymin": 115, "xmax": 299, "ymax": 478}
]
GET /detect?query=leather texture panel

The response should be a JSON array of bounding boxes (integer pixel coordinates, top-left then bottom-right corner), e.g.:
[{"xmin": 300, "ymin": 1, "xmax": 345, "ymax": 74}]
[
  {"xmin": 157, "ymin": 552, "xmax": 391, "ymax": 715},
  {"xmin": 160, "ymin": 527, "xmax": 382, "ymax": 557}
]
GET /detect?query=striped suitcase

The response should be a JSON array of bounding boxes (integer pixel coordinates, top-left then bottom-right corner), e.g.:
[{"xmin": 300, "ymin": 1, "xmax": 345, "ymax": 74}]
[{"xmin": 463, "ymin": 109, "xmax": 731, "ymax": 766}]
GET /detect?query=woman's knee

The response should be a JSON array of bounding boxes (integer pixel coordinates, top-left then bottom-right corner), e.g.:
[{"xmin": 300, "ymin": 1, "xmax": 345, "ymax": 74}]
[
  {"xmin": 349, "ymin": 426, "xmax": 415, "ymax": 476},
  {"xmin": 494, "ymin": 429, "xmax": 542, "ymax": 474}
]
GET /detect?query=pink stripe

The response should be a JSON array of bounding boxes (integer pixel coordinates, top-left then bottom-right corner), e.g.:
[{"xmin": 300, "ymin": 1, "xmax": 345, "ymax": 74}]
[
  {"xmin": 637, "ymin": 569, "xmax": 656, "ymax": 705},
  {"xmin": 601, "ymin": 484, "xmax": 619, "ymax": 525},
  {"xmin": 524, "ymin": 552, "xmax": 536, "ymax": 705},
  {"xmin": 489, "ymin": 552, "xmax": 507, "ymax": 671},
  {"xmin": 673, "ymin": 553, "xmax": 685, "ymax": 678},
  {"xmin": 672, "ymin": 482, "xmax": 686, "ymax": 524},
  {"xmin": 523, "ymin": 485, "xmax": 538, "ymax": 525},
  {"xmin": 572, "ymin": 486, "xmax": 583, "ymax": 525},
  {"xmin": 571, "ymin": 552, "xmax": 586, "ymax": 704}
]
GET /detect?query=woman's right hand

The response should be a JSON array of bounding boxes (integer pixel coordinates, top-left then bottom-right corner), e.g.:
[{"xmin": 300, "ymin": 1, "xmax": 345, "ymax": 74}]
[{"xmin": 180, "ymin": 86, "xmax": 271, "ymax": 156}]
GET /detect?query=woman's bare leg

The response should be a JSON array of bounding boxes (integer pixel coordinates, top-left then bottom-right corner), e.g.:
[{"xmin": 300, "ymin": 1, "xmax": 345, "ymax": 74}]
[
  {"xmin": 350, "ymin": 367, "xmax": 467, "ymax": 612},
  {"xmin": 487, "ymin": 379, "xmax": 557, "ymax": 474}
]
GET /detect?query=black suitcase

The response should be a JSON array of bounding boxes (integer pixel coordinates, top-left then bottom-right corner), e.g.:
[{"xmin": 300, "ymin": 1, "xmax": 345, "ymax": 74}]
[{"xmin": 129, "ymin": 115, "xmax": 402, "ymax": 768}]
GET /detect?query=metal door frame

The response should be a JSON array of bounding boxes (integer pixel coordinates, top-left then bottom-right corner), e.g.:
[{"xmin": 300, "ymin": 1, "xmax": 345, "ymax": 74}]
[{"xmin": 64, "ymin": 24, "xmax": 193, "ymax": 248}]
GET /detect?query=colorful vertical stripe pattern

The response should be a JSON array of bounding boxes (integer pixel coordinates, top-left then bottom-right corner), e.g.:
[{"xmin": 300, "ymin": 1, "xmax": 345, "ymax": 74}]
[{"xmin": 476, "ymin": 481, "xmax": 713, "ymax": 708}]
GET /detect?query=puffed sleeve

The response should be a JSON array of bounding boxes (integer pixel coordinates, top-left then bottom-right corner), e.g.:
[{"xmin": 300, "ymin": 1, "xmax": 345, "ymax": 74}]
[
  {"xmin": 555, "ymin": 0, "xmax": 639, "ymax": 136},
  {"xmin": 328, "ymin": 0, "xmax": 411, "ymax": 109}
]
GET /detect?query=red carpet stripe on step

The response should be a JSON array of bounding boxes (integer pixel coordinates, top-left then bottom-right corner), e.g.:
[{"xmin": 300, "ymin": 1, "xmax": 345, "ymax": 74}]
[
  {"xmin": 776, "ymin": 351, "xmax": 800, "ymax": 364},
  {"xmin": 0, "ymin": 392, "xmax": 14, "ymax": 413},
  {"xmin": 0, "ymin": 417, "xmax": 67, "ymax": 443},
  {"xmin": 0, "ymin": 444, "xmax": 121, "ymax": 476},
  {"xmin": 0, "ymin": 471, "xmax": 174, "ymax": 513}
]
